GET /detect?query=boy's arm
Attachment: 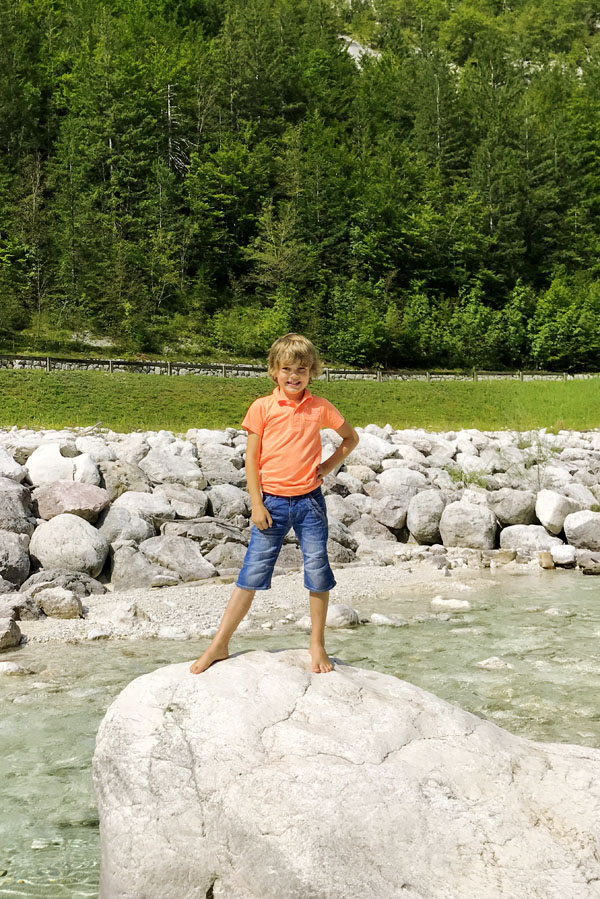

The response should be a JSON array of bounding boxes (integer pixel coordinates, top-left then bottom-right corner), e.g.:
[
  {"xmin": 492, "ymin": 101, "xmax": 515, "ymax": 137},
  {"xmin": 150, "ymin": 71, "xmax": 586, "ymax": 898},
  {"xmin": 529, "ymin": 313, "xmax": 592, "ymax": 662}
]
[
  {"xmin": 315, "ymin": 420, "xmax": 359, "ymax": 480},
  {"xmin": 245, "ymin": 431, "xmax": 272, "ymax": 530}
]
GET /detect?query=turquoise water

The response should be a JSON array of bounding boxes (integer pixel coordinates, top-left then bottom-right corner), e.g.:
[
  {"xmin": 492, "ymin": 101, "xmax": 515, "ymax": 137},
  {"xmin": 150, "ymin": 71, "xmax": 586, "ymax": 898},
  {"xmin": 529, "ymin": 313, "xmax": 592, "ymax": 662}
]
[{"xmin": 1, "ymin": 570, "xmax": 600, "ymax": 896}]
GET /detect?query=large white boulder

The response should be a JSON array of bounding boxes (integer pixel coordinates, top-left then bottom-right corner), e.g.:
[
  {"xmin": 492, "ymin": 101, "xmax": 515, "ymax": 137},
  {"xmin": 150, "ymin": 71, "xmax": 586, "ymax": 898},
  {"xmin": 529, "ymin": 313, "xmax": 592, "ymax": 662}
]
[
  {"xmin": 138, "ymin": 447, "xmax": 207, "ymax": 488},
  {"xmin": 563, "ymin": 510, "xmax": 600, "ymax": 551},
  {"xmin": 439, "ymin": 501, "xmax": 497, "ymax": 549},
  {"xmin": 29, "ymin": 513, "xmax": 109, "ymax": 576},
  {"xmin": 535, "ymin": 490, "xmax": 581, "ymax": 535},
  {"xmin": 499, "ymin": 525, "xmax": 563, "ymax": 553},
  {"xmin": 0, "ymin": 447, "xmax": 26, "ymax": 482},
  {"xmin": 486, "ymin": 488, "xmax": 536, "ymax": 526},
  {"xmin": 94, "ymin": 649, "xmax": 600, "ymax": 899},
  {"xmin": 407, "ymin": 490, "xmax": 447, "ymax": 544}
]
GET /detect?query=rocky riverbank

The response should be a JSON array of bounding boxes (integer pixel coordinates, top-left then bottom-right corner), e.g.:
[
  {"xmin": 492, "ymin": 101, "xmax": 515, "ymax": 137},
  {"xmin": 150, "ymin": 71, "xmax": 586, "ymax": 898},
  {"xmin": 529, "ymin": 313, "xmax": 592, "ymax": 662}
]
[{"xmin": 2, "ymin": 422, "xmax": 600, "ymax": 649}]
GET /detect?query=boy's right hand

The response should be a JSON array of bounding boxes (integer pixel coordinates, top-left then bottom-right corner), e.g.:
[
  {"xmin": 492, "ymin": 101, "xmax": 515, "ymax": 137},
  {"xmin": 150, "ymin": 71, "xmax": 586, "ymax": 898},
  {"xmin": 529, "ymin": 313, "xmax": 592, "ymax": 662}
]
[{"xmin": 251, "ymin": 503, "xmax": 273, "ymax": 530}]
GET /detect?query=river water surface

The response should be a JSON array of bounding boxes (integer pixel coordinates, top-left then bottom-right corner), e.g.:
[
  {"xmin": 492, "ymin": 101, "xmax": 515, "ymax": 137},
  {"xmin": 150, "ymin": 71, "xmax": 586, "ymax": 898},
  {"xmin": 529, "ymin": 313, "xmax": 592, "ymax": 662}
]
[{"xmin": 2, "ymin": 569, "xmax": 600, "ymax": 896}]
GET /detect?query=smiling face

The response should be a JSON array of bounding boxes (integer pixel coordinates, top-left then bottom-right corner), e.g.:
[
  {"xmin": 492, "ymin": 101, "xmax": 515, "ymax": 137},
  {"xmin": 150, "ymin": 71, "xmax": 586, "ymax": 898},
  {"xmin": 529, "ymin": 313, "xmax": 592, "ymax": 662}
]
[{"xmin": 275, "ymin": 357, "xmax": 311, "ymax": 401}]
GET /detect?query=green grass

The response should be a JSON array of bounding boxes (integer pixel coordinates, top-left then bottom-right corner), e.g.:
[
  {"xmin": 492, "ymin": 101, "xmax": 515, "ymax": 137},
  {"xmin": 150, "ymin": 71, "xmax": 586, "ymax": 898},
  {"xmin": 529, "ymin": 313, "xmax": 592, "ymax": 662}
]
[{"xmin": 1, "ymin": 371, "xmax": 600, "ymax": 432}]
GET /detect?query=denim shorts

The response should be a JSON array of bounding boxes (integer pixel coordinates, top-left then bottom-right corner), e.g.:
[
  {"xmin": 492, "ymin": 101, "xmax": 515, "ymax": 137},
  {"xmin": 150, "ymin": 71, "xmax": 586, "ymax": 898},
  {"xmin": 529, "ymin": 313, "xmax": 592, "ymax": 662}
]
[{"xmin": 236, "ymin": 486, "xmax": 336, "ymax": 593}]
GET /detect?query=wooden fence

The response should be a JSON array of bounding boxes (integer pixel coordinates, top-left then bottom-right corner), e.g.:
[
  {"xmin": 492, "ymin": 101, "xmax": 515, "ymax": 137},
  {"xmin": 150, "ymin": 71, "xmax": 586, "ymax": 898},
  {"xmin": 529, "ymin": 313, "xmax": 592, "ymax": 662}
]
[{"xmin": 0, "ymin": 353, "xmax": 598, "ymax": 381}]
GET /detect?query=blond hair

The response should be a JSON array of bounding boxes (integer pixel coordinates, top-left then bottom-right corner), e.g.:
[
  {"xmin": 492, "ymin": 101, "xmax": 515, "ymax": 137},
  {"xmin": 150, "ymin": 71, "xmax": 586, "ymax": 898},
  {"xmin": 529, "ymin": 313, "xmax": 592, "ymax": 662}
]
[{"xmin": 267, "ymin": 333, "xmax": 322, "ymax": 382}]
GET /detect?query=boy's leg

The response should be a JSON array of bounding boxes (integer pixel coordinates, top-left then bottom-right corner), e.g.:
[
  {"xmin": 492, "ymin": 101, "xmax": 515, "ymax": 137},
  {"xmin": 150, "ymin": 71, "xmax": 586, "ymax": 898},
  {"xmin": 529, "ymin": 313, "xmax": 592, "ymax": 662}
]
[
  {"xmin": 309, "ymin": 590, "xmax": 333, "ymax": 673},
  {"xmin": 189, "ymin": 586, "xmax": 255, "ymax": 673},
  {"xmin": 293, "ymin": 491, "xmax": 336, "ymax": 674},
  {"xmin": 190, "ymin": 494, "xmax": 290, "ymax": 674}
]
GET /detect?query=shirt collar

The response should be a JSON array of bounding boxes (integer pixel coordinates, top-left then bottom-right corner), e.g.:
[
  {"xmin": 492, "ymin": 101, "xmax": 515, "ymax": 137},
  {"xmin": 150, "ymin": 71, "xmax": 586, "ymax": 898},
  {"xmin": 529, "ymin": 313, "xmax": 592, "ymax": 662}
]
[{"xmin": 273, "ymin": 385, "xmax": 313, "ymax": 408}]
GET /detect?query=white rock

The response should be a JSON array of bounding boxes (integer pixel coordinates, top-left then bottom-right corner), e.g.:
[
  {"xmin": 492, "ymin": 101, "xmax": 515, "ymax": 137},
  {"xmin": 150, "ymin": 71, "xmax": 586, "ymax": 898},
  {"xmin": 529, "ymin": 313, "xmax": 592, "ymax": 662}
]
[
  {"xmin": 75, "ymin": 436, "xmax": 117, "ymax": 462},
  {"xmin": 370, "ymin": 613, "xmax": 408, "ymax": 627},
  {"xmin": 0, "ymin": 447, "xmax": 26, "ymax": 482},
  {"xmin": 499, "ymin": 525, "xmax": 563, "ymax": 554},
  {"xmin": 407, "ymin": 490, "xmax": 446, "ymax": 544},
  {"xmin": 73, "ymin": 452, "xmax": 101, "ymax": 485},
  {"xmin": 535, "ymin": 490, "xmax": 581, "ymax": 535},
  {"xmin": 430, "ymin": 596, "xmax": 472, "ymax": 611},
  {"xmin": 476, "ymin": 657, "xmax": 513, "ymax": 670},
  {"xmin": 112, "ymin": 491, "xmax": 176, "ymax": 527},
  {"xmin": 0, "ymin": 661, "xmax": 24, "ymax": 674},
  {"xmin": 439, "ymin": 501, "xmax": 497, "ymax": 549},
  {"xmin": 564, "ymin": 510, "xmax": 600, "ymax": 550},
  {"xmin": 93, "ymin": 649, "xmax": 600, "ymax": 899},
  {"xmin": 29, "ymin": 513, "xmax": 109, "ymax": 576},
  {"xmin": 326, "ymin": 603, "xmax": 359, "ymax": 627},
  {"xmin": 25, "ymin": 444, "xmax": 75, "ymax": 485},
  {"xmin": 551, "ymin": 545, "xmax": 576, "ymax": 566}
]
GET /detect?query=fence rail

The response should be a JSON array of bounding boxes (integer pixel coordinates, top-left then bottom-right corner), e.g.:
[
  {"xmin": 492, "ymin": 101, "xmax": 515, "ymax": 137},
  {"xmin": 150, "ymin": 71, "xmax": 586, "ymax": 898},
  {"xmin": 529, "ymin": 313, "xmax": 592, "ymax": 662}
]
[{"xmin": 0, "ymin": 353, "xmax": 598, "ymax": 382}]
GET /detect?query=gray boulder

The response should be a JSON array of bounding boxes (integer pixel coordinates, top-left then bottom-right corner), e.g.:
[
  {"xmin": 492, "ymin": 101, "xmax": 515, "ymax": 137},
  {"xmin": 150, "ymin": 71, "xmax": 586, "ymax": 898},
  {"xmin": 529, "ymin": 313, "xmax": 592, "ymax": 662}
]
[
  {"xmin": 29, "ymin": 514, "xmax": 109, "ymax": 576},
  {"xmin": 327, "ymin": 518, "xmax": 358, "ymax": 552},
  {"xmin": 20, "ymin": 568, "xmax": 106, "ymax": 598},
  {"xmin": 138, "ymin": 448, "xmax": 207, "ymax": 488},
  {"xmin": 75, "ymin": 435, "xmax": 117, "ymax": 462},
  {"xmin": 98, "ymin": 506, "xmax": 155, "ymax": 546},
  {"xmin": 205, "ymin": 542, "xmax": 248, "ymax": 571},
  {"xmin": 0, "ymin": 447, "xmax": 26, "ymax": 482},
  {"xmin": 138, "ymin": 536, "xmax": 217, "ymax": 581},
  {"xmin": 94, "ymin": 649, "xmax": 600, "ymax": 899},
  {"xmin": 112, "ymin": 491, "xmax": 176, "ymax": 527},
  {"xmin": 499, "ymin": 525, "xmax": 563, "ymax": 554},
  {"xmin": 197, "ymin": 444, "xmax": 246, "ymax": 487},
  {"xmin": 33, "ymin": 480, "xmax": 110, "ymax": 522},
  {"xmin": 439, "ymin": 501, "xmax": 497, "ymax": 549},
  {"xmin": 111, "ymin": 544, "xmax": 180, "ymax": 590},
  {"xmin": 97, "ymin": 460, "xmax": 151, "ymax": 502},
  {"xmin": 371, "ymin": 491, "xmax": 414, "ymax": 530},
  {"xmin": 153, "ymin": 484, "xmax": 209, "ymax": 520},
  {"xmin": 377, "ymin": 468, "xmax": 428, "ymax": 491},
  {"xmin": 535, "ymin": 490, "xmax": 581, "ymax": 536},
  {"xmin": 25, "ymin": 443, "xmax": 75, "ymax": 485},
  {"xmin": 324, "ymin": 494, "xmax": 360, "ymax": 526},
  {"xmin": 486, "ymin": 488, "xmax": 536, "ymax": 526},
  {"xmin": 563, "ymin": 511, "xmax": 600, "ymax": 551},
  {"xmin": 0, "ymin": 617, "xmax": 21, "ymax": 650},
  {"xmin": 0, "ymin": 530, "xmax": 30, "ymax": 586},
  {"xmin": 161, "ymin": 518, "xmax": 248, "ymax": 554},
  {"xmin": 406, "ymin": 490, "xmax": 447, "ymax": 544},
  {"xmin": 349, "ymin": 514, "xmax": 397, "ymax": 543},
  {"xmin": 0, "ymin": 478, "xmax": 35, "ymax": 536},
  {"xmin": 207, "ymin": 484, "xmax": 250, "ymax": 520},
  {"xmin": 37, "ymin": 586, "xmax": 84, "ymax": 619}
]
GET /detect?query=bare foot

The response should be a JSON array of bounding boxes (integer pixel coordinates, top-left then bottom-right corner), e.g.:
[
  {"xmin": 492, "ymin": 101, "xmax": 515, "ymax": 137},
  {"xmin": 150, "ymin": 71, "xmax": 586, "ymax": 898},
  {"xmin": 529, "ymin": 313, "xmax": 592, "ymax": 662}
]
[
  {"xmin": 309, "ymin": 643, "xmax": 333, "ymax": 674},
  {"xmin": 189, "ymin": 642, "xmax": 229, "ymax": 674}
]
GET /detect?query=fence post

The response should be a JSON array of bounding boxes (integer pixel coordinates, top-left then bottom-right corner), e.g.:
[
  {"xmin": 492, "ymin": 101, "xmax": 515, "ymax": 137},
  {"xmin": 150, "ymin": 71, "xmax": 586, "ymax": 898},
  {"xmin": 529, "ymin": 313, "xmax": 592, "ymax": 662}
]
[
  {"xmin": 109, "ymin": 360, "xmax": 113, "ymax": 374},
  {"xmin": 426, "ymin": 371, "xmax": 430, "ymax": 382},
  {"xmin": 377, "ymin": 369, "xmax": 382, "ymax": 382},
  {"xmin": 167, "ymin": 361, "xmax": 172, "ymax": 376},
  {"xmin": 472, "ymin": 368, "xmax": 477, "ymax": 382},
  {"xmin": 46, "ymin": 356, "xmax": 50, "ymax": 373},
  {"xmin": 518, "ymin": 370, "xmax": 523, "ymax": 381},
  {"xmin": 325, "ymin": 367, "xmax": 330, "ymax": 382},
  {"xmin": 563, "ymin": 372, "xmax": 567, "ymax": 381},
  {"xmin": 221, "ymin": 364, "xmax": 226, "ymax": 378}
]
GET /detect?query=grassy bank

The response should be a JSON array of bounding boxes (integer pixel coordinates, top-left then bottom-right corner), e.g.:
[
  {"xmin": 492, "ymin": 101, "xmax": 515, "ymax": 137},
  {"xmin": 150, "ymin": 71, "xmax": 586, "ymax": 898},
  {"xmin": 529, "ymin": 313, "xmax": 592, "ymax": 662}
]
[{"xmin": 1, "ymin": 371, "xmax": 599, "ymax": 433}]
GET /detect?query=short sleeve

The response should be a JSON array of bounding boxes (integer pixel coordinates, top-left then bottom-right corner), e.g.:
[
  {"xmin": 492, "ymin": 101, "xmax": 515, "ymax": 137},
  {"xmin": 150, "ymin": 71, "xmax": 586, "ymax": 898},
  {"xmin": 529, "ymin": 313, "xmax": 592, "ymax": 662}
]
[
  {"xmin": 241, "ymin": 398, "xmax": 266, "ymax": 435},
  {"xmin": 320, "ymin": 399, "xmax": 345, "ymax": 431}
]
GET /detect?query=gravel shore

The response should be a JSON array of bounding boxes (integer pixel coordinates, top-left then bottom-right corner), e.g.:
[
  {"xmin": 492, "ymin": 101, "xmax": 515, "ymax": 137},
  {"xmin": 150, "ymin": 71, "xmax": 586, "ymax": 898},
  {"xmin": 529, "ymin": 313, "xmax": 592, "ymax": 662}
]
[{"xmin": 17, "ymin": 563, "xmax": 493, "ymax": 645}]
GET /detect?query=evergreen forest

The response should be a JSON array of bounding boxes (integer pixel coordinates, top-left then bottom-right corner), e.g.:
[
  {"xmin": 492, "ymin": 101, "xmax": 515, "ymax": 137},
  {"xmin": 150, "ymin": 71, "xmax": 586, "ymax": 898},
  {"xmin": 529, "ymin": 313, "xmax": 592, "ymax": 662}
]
[{"xmin": 3, "ymin": 0, "xmax": 600, "ymax": 369}]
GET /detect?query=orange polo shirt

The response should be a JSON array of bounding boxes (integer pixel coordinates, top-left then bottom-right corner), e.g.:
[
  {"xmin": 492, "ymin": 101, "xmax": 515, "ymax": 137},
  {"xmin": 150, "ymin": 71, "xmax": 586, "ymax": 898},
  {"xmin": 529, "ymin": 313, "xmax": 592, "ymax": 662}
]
[{"xmin": 241, "ymin": 386, "xmax": 345, "ymax": 496}]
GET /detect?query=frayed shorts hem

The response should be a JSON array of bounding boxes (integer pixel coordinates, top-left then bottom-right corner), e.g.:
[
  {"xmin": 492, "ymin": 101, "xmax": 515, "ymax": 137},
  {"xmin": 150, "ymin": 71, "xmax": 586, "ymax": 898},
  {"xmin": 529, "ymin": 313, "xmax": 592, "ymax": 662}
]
[{"xmin": 234, "ymin": 580, "xmax": 272, "ymax": 592}]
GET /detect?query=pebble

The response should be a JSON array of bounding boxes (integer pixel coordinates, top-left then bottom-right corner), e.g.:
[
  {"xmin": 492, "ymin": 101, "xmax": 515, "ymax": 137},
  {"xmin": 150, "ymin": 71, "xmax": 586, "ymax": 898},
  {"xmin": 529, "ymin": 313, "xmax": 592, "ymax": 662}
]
[
  {"xmin": 476, "ymin": 656, "xmax": 514, "ymax": 670},
  {"xmin": 0, "ymin": 661, "xmax": 24, "ymax": 675},
  {"xmin": 157, "ymin": 626, "xmax": 189, "ymax": 640},
  {"xmin": 430, "ymin": 596, "xmax": 472, "ymax": 611},
  {"xmin": 87, "ymin": 627, "xmax": 112, "ymax": 640},
  {"xmin": 370, "ymin": 613, "xmax": 408, "ymax": 627}
]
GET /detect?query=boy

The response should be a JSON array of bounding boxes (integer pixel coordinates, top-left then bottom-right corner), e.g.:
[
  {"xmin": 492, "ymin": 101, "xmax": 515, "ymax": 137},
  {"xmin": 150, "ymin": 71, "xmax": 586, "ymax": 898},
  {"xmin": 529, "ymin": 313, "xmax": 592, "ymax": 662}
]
[{"xmin": 190, "ymin": 333, "xmax": 359, "ymax": 675}]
